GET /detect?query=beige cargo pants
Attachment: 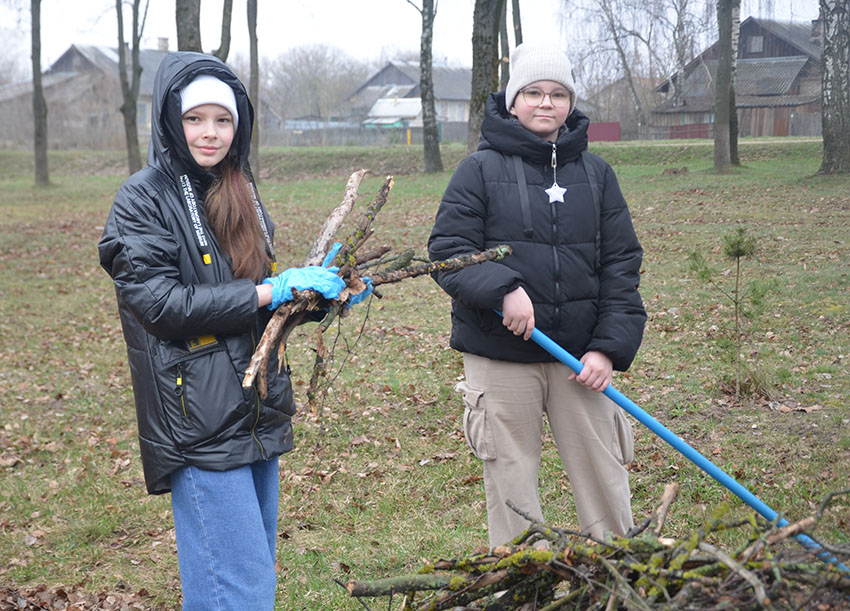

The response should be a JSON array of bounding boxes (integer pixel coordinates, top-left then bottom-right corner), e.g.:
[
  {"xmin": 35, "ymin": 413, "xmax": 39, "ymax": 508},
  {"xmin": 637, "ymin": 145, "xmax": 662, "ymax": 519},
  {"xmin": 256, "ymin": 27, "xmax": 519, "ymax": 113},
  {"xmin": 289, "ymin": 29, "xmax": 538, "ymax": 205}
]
[{"xmin": 459, "ymin": 352, "xmax": 635, "ymax": 548}]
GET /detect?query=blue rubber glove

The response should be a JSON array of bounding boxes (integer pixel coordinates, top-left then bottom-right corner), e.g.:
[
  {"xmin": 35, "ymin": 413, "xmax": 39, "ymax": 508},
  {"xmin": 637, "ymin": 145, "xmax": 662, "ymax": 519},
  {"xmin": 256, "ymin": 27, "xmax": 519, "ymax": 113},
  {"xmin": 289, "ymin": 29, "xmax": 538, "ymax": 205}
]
[
  {"xmin": 263, "ymin": 266, "xmax": 346, "ymax": 310},
  {"xmin": 347, "ymin": 278, "xmax": 373, "ymax": 308},
  {"xmin": 322, "ymin": 242, "xmax": 342, "ymax": 267}
]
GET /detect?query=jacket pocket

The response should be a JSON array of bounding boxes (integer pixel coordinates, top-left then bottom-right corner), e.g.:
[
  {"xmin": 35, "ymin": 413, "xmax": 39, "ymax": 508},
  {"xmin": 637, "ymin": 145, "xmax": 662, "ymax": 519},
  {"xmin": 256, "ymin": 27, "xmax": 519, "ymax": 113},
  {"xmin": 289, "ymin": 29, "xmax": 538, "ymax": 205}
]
[
  {"xmin": 612, "ymin": 408, "xmax": 634, "ymax": 465},
  {"xmin": 157, "ymin": 340, "xmax": 251, "ymax": 449},
  {"xmin": 456, "ymin": 381, "xmax": 495, "ymax": 461}
]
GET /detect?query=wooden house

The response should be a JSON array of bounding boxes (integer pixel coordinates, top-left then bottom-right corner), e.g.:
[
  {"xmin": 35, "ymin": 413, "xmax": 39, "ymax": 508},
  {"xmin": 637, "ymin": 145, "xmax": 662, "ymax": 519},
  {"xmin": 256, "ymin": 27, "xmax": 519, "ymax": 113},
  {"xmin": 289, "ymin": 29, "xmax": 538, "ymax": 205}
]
[
  {"xmin": 651, "ymin": 17, "xmax": 822, "ymax": 139},
  {"xmin": 0, "ymin": 43, "xmax": 168, "ymax": 149}
]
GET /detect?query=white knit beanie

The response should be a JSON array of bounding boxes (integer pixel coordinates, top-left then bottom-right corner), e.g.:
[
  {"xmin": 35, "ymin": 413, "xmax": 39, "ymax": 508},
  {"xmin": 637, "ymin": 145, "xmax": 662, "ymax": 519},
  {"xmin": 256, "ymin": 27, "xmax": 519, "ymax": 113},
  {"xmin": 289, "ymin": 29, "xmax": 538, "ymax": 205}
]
[
  {"xmin": 505, "ymin": 43, "xmax": 577, "ymax": 116},
  {"xmin": 180, "ymin": 75, "xmax": 239, "ymax": 128}
]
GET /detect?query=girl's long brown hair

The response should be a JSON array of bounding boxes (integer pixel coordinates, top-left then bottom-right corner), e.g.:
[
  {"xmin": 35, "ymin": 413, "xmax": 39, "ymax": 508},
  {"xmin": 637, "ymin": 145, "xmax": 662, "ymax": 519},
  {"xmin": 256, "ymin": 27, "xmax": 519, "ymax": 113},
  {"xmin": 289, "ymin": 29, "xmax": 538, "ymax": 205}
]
[{"xmin": 204, "ymin": 159, "xmax": 271, "ymax": 282}]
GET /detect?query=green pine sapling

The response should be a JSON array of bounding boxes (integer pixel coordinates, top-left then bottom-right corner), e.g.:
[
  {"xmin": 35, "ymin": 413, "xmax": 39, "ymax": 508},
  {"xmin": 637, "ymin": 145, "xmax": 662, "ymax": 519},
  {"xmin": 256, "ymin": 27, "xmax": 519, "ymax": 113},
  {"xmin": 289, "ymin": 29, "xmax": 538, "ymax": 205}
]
[{"xmin": 688, "ymin": 226, "xmax": 771, "ymax": 400}]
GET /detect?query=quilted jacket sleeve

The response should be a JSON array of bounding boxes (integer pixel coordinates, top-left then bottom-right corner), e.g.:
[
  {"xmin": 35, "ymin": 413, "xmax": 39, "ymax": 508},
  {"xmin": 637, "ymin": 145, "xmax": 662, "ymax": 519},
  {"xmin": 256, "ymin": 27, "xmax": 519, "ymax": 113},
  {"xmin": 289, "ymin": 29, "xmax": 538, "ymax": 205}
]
[
  {"xmin": 98, "ymin": 179, "xmax": 259, "ymax": 341},
  {"xmin": 585, "ymin": 163, "xmax": 646, "ymax": 370},
  {"xmin": 428, "ymin": 155, "xmax": 523, "ymax": 310}
]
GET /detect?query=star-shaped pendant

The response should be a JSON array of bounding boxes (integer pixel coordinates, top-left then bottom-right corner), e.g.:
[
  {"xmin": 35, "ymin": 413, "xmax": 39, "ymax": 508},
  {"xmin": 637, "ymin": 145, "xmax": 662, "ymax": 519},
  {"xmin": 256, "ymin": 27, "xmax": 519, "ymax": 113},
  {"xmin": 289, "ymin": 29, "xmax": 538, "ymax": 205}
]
[{"xmin": 545, "ymin": 182, "xmax": 567, "ymax": 203}]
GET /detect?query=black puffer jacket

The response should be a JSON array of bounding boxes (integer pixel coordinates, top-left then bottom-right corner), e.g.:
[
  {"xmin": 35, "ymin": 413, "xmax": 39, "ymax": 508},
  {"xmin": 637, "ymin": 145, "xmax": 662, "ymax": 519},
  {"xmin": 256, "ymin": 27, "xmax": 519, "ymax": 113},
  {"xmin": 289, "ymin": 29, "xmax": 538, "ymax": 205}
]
[
  {"xmin": 98, "ymin": 53, "xmax": 293, "ymax": 495},
  {"xmin": 428, "ymin": 92, "xmax": 646, "ymax": 370}
]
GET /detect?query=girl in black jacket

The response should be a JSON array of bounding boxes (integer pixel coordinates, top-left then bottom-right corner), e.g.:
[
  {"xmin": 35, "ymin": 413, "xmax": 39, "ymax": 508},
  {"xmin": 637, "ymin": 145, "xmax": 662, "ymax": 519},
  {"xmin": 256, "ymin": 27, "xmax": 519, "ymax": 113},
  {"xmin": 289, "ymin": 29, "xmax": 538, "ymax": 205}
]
[
  {"xmin": 99, "ymin": 52, "xmax": 367, "ymax": 610},
  {"xmin": 428, "ymin": 43, "xmax": 646, "ymax": 547}
]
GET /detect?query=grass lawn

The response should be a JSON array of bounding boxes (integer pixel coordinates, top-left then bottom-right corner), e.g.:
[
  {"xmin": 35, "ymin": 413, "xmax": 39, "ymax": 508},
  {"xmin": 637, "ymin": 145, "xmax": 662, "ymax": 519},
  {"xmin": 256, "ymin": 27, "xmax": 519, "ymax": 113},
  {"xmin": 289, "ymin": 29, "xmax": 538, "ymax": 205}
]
[{"xmin": 1, "ymin": 140, "xmax": 848, "ymax": 609}]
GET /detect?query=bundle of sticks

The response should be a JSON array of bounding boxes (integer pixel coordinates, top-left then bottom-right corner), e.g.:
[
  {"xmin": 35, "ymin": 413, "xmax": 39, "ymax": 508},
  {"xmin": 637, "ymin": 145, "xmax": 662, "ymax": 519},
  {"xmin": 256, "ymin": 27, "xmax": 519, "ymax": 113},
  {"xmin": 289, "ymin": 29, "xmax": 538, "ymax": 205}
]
[
  {"xmin": 242, "ymin": 170, "xmax": 511, "ymax": 398},
  {"xmin": 344, "ymin": 484, "xmax": 850, "ymax": 610}
]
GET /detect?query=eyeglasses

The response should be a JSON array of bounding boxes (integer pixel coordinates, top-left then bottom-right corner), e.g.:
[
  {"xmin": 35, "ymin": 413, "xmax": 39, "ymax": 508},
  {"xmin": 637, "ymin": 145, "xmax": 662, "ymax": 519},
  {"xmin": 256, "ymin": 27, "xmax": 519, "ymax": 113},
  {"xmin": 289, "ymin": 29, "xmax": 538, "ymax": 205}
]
[{"xmin": 519, "ymin": 88, "xmax": 570, "ymax": 108}]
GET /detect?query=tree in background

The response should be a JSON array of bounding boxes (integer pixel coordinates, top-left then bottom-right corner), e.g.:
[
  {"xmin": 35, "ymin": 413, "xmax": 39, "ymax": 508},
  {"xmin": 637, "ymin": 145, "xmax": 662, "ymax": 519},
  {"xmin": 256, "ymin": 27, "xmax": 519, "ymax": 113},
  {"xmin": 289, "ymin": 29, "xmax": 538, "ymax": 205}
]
[
  {"xmin": 0, "ymin": 25, "xmax": 26, "ymax": 86},
  {"xmin": 175, "ymin": 0, "xmax": 232, "ymax": 61},
  {"xmin": 175, "ymin": 0, "xmax": 201, "ymax": 52},
  {"xmin": 819, "ymin": 0, "xmax": 850, "ymax": 174},
  {"xmin": 559, "ymin": 0, "xmax": 713, "ymax": 139},
  {"xmin": 408, "ymin": 0, "xmax": 442, "ymax": 173},
  {"xmin": 511, "ymin": 0, "xmax": 522, "ymax": 46},
  {"xmin": 265, "ymin": 46, "xmax": 369, "ymax": 145},
  {"xmin": 713, "ymin": 0, "xmax": 737, "ymax": 171},
  {"xmin": 498, "ymin": 1, "xmax": 509, "ymax": 90},
  {"xmin": 660, "ymin": 0, "xmax": 713, "ymax": 108},
  {"xmin": 468, "ymin": 0, "xmax": 503, "ymax": 153},
  {"xmin": 728, "ymin": 2, "xmax": 741, "ymax": 166},
  {"xmin": 596, "ymin": 0, "xmax": 652, "ymax": 136},
  {"xmin": 212, "ymin": 0, "xmax": 232, "ymax": 61},
  {"xmin": 247, "ymin": 0, "xmax": 259, "ymax": 173},
  {"xmin": 31, "ymin": 0, "xmax": 48, "ymax": 185},
  {"xmin": 116, "ymin": 0, "xmax": 149, "ymax": 175}
]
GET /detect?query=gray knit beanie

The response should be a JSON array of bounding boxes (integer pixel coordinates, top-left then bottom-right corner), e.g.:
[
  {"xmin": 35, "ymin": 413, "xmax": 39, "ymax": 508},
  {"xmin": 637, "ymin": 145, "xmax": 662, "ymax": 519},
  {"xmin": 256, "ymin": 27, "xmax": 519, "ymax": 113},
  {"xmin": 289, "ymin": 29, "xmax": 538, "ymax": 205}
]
[{"xmin": 505, "ymin": 43, "xmax": 577, "ymax": 116}]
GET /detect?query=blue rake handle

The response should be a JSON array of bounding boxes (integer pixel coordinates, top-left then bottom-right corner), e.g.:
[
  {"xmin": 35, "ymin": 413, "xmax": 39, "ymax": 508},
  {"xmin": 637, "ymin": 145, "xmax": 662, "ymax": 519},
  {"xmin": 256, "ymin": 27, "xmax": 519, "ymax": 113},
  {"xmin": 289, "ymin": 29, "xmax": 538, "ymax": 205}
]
[{"xmin": 500, "ymin": 312, "xmax": 847, "ymax": 571}]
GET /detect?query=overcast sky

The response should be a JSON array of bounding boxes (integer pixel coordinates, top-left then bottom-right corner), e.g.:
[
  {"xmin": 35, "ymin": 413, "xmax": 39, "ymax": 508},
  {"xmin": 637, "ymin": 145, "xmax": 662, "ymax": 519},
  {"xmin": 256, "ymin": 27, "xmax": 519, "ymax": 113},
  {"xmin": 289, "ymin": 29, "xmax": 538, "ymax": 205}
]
[{"xmin": 1, "ymin": 0, "xmax": 821, "ymax": 74}]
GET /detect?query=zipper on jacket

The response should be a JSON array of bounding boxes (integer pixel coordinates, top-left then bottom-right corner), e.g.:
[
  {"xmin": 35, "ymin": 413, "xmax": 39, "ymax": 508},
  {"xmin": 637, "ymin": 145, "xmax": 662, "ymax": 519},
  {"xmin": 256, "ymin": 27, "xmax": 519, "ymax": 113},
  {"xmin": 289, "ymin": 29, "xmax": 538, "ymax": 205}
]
[
  {"xmin": 175, "ymin": 364, "xmax": 187, "ymax": 417},
  {"xmin": 550, "ymin": 143, "xmax": 562, "ymax": 330},
  {"xmin": 249, "ymin": 329, "xmax": 266, "ymax": 457}
]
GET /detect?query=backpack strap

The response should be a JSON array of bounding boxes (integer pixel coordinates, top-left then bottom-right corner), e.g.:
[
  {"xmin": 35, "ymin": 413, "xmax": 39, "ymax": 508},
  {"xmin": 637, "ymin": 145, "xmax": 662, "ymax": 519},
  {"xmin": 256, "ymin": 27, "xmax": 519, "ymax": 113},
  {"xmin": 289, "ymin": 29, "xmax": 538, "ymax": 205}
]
[
  {"xmin": 511, "ymin": 155, "xmax": 534, "ymax": 239},
  {"xmin": 580, "ymin": 151, "xmax": 602, "ymax": 271}
]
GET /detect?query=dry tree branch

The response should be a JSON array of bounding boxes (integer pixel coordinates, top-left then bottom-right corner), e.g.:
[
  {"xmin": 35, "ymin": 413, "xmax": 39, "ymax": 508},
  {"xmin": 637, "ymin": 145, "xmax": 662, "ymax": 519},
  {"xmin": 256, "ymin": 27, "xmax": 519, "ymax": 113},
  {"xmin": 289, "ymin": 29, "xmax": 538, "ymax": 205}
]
[
  {"xmin": 245, "ymin": 175, "xmax": 392, "ymax": 396},
  {"xmin": 243, "ymin": 170, "xmax": 513, "ymax": 399},
  {"xmin": 654, "ymin": 482, "xmax": 680, "ymax": 536},
  {"xmin": 306, "ymin": 169, "xmax": 367, "ymax": 265},
  {"xmin": 243, "ymin": 170, "xmax": 366, "ymax": 394},
  {"xmin": 698, "ymin": 541, "xmax": 769, "ymax": 606}
]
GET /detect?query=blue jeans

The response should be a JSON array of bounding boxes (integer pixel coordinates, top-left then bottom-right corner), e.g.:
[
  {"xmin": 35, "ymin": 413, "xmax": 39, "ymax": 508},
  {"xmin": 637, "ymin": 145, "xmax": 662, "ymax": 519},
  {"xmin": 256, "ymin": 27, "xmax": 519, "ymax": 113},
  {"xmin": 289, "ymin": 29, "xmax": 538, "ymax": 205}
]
[{"xmin": 171, "ymin": 457, "xmax": 280, "ymax": 611}]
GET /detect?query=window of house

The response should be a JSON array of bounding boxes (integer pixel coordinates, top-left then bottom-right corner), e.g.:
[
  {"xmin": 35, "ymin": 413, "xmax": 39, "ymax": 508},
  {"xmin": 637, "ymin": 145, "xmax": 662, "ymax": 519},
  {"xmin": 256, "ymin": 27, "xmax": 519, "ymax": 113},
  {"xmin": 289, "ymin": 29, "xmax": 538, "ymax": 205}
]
[{"xmin": 749, "ymin": 36, "xmax": 764, "ymax": 53}]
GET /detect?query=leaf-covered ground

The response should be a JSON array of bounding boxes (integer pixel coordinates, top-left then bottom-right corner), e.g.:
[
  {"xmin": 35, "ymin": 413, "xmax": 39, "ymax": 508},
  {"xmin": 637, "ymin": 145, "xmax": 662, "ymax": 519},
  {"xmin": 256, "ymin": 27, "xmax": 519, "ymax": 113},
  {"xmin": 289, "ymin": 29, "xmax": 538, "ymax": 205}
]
[{"xmin": 1, "ymin": 140, "xmax": 848, "ymax": 610}]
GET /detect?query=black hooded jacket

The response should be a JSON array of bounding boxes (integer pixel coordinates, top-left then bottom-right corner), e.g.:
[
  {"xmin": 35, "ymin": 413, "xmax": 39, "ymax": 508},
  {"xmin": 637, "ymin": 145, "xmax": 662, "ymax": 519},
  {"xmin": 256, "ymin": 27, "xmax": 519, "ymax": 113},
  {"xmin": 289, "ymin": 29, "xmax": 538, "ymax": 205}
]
[
  {"xmin": 428, "ymin": 93, "xmax": 646, "ymax": 369},
  {"xmin": 98, "ymin": 52, "xmax": 293, "ymax": 495}
]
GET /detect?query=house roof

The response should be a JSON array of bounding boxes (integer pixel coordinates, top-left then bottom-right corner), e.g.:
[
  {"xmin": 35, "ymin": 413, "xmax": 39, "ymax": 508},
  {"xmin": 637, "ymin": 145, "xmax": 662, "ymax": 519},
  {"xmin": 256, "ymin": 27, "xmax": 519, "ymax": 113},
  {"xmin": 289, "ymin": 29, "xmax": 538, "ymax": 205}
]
[
  {"xmin": 657, "ymin": 17, "xmax": 821, "ymax": 94},
  {"xmin": 366, "ymin": 97, "xmax": 422, "ymax": 120},
  {"xmin": 0, "ymin": 72, "xmax": 77, "ymax": 103},
  {"xmin": 349, "ymin": 83, "xmax": 417, "ymax": 112},
  {"xmin": 353, "ymin": 60, "xmax": 471, "ymax": 102},
  {"xmin": 47, "ymin": 44, "xmax": 169, "ymax": 97},
  {"xmin": 752, "ymin": 18, "xmax": 821, "ymax": 60},
  {"xmin": 680, "ymin": 56, "xmax": 810, "ymax": 98}
]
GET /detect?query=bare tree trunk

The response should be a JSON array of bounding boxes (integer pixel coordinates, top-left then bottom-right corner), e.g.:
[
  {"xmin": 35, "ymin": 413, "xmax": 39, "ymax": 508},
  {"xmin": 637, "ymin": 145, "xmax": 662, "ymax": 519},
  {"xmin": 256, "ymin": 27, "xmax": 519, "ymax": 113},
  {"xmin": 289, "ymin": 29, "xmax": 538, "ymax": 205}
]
[
  {"xmin": 415, "ymin": 0, "xmax": 443, "ymax": 173},
  {"xmin": 729, "ymin": 1, "xmax": 740, "ymax": 166},
  {"xmin": 599, "ymin": 0, "xmax": 649, "ymax": 136},
  {"xmin": 511, "ymin": 0, "xmax": 523, "ymax": 45},
  {"xmin": 670, "ymin": 0, "xmax": 689, "ymax": 107},
  {"xmin": 819, "ymin": 0, "xmax": 850, "ymax": 174},
  {"xmin": 212, "ymin": 0, "xmax": 233, "ymax": 61},
  {"xmin": 31, "ymin": 0, "xmax": 49, "ymax": 186},
  {"xmin": 117, "ymin": 0, "xmax": 148, "ymax": 175},
  {"xmin": 176, "ymin": 0, "xmax": 202, "ymax": 52},
  {"xmin": 713, "ymin": 0, "xmax": 733, "ymax": 171},
  {"xmin": 248, "ymin": 0, "xmax": 260, "ymax": 174},
  {"xmin": 468, "ymin": 0, "xmax": 503, "ymax": 153},
  {"xmin": 499, "ymin": 0, "xmax": 510, "ymax": 90}
]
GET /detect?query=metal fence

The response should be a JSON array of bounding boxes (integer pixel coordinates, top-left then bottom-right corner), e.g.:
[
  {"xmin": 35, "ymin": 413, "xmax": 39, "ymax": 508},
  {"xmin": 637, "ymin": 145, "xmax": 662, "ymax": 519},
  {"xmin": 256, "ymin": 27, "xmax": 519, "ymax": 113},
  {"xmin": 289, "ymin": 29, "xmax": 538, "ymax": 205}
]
[{"xmin": 260, "ymin": 122, "xmax": 470, "ymax": 147}]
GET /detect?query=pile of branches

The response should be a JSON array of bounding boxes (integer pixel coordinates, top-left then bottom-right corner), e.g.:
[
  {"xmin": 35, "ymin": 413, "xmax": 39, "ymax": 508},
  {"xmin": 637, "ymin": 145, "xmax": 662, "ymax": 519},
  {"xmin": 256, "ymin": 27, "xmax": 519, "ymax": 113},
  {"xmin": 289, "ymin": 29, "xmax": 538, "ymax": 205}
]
[
  {"xmin": 242, "ymin": 170, "xmax": 510, "ymax": 402},
  {"xmin": 344, "ymin": 485, "xmax": 850, "ymax": 610}
]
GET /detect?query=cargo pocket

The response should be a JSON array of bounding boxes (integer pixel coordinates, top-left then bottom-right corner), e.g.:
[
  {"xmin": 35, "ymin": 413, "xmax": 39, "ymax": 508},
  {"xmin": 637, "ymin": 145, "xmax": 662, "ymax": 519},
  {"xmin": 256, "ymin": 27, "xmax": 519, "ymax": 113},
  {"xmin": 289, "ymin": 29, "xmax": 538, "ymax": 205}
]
[
  {"xmin": 613, "ymin": 409, "xmax": 634, "ymax": 465},
  {"xmin": 456, "ymin": 381, "xmax": 495, "ymax": 461}
]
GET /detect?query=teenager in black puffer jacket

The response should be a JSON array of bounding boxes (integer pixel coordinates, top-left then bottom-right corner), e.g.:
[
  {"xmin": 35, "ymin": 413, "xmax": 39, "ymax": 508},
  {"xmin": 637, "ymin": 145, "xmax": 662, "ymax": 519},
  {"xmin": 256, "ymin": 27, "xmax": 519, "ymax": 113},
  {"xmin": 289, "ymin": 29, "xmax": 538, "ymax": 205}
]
[
  {"xmin": 429, "ymin": 43, "xmax": 646, "ymax": 548},
  {"xmin": 99, "ymin": 52, "xmax": 368, "ymax": 610}
]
